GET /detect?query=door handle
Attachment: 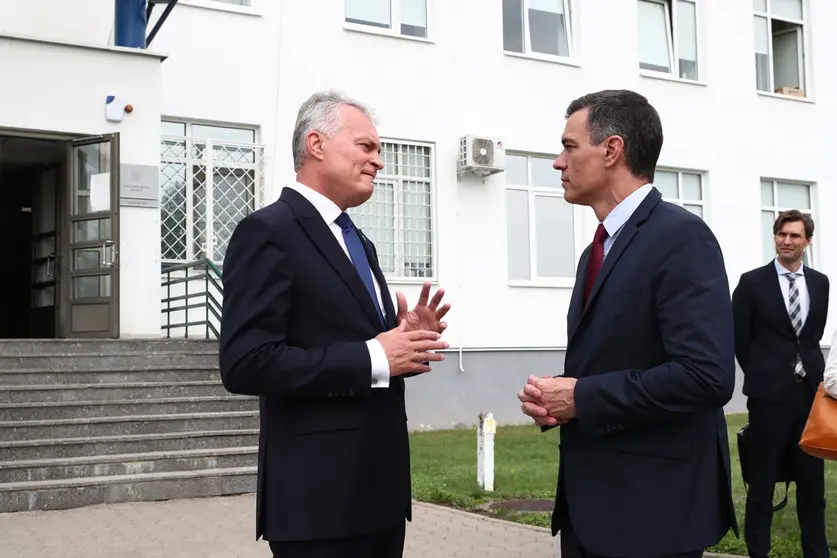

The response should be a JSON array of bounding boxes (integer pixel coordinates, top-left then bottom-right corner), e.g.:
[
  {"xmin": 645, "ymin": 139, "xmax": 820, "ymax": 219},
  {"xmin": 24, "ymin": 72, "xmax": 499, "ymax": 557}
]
[
  {"xmin": 46, "ymin": 253, "xmax": 55, "ymax": 278},
  {"xmin": 102, "ymin": 241, "xmax": 117, "ymax": 268}
]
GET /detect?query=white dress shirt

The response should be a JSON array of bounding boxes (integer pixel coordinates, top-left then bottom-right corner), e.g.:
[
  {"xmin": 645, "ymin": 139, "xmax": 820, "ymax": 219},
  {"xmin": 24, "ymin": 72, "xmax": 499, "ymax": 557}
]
[
  {"xmin": 601, "ymin": 183, "xmax": 653, "ymax": 258},
  {"xmin": 284, "ymin": 182, "xmax": 391, "ymax": 388},
  {"xmin": 774, "ymin": 257, "xmax": 809, "ymax": 329},
  {"xmin": 823, "ymin": 329, "xmax": 837, "ymax": 398}
]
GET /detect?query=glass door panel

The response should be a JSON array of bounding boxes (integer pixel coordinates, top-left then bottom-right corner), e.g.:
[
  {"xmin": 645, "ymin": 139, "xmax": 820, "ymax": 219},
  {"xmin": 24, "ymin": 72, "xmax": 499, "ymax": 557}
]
[{"xmin": 59, "ymin": 134, "xmax": 120, "ymax": 338}]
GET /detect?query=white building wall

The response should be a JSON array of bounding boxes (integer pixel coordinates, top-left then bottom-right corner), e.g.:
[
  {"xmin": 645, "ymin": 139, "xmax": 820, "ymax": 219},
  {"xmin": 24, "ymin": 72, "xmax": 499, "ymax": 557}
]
[
  {"xmin": 0, "ymin": 33, "xmax": 164, "ymax": 338},
  {"xmin": 146, "ymin": 0, "xmax": 837, "ymax": 349},
  {"xmin": 3, "ymin": 0, "xmax": 835, "ymax": 353},
  {"xmin": 266, "ymin": 0, "xmax": 837, "ymax": 349},
  {"xmin": 151, "ymin": 0, "xmax": 281, "ymax": 156},
  {"xmin": 0, "ymin": 0, "xmax": 114, "ymax": 45}
]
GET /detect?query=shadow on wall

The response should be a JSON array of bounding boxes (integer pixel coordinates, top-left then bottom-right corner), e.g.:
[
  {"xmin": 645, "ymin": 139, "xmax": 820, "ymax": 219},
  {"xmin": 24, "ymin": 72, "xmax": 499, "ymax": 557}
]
[{"xmin": 403, "ymin": 348, "xmax": 833, "ymax": 431}]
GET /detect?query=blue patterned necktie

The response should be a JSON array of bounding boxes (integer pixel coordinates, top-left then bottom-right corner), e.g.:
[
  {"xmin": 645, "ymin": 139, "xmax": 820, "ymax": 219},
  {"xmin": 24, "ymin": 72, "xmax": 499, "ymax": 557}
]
[{"xmin": 335, "ymin": 212, "xmax": 385, "ymax": 326}]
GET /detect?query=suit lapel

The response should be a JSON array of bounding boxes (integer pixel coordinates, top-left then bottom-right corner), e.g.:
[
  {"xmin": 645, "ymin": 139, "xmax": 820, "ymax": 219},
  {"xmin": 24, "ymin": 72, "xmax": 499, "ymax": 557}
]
[
  {"xmin": 359, "ymin": 228, "xmax": 397, "ymax": 330},
  {"xmin": 567, "ymin": 246, "xmax": 590, "ymax": 342},
  {"xmin": 766, "ymin": 263, "xmax": 798, "ymax": 335},
  {"xmin": 800, "ymin": 266, "xmax": 819, "ymax": 335},
  {"xmin": 581, "ymin": 188, "xmax": 662, "ymax": 317},
  {"xmin": 281, "ymin": 188, "xmax": 385, "ymax": 331}
]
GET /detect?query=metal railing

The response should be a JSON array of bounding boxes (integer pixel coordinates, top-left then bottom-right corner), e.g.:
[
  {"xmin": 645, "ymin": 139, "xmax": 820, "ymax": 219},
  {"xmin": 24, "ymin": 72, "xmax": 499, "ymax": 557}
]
[{"xmin": 161, "ymin": 259, "xmax": 223, "ymax": 339}]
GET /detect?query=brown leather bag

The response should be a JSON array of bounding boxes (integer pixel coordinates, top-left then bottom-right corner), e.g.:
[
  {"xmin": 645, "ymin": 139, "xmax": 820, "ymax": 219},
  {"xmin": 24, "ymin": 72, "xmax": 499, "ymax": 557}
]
[{"xmin": 799, "ymin": 383, "xmax": 837, "ymax": 461}]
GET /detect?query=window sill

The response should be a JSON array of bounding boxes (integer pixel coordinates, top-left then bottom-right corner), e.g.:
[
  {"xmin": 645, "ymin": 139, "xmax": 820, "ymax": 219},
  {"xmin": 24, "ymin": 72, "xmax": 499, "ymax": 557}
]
[
  {"xmin": 756, "ymin": 90, "xmax": 815, "ymax": 104},
  {"xmin": 385, "ymin": 277, "xmax": 439, "ymax": 286},
  {"xmin": 503, "ymin": 51, "xmax": 581, "ymax": 68},
  {"xmin": 343, "ymin": 23, "xmax": 434, "ymax": 44},
  {"xmin": 639, "ymin": 70, "xmax": 706, "ymax": 87},
  {"xmin": 509, "ymin": 279, "xmax": 575, "ymax": 289},
  {"xmin": 178, "ymin": 0, "xmax": 261, "ymax": 16}
]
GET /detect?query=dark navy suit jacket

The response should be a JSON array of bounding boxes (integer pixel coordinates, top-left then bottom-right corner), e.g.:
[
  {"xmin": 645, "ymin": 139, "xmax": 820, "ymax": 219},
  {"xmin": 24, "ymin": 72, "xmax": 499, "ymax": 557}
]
[
  {"xmin": 551, "ymin": 187, "xmax": 739, "ymax": 556},
  {"xmin": 732, "ymin": 262, "xmax": 829, "ymax": 402},
  {"xmin": 218, "ymin": 187, "xmax": 411, "ymax": 542}
]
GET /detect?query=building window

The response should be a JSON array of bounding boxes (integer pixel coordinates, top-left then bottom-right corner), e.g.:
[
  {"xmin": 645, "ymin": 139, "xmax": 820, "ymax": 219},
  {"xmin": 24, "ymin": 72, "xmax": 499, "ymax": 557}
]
[
  {"xmin": 348, "ymin": 141, "xmax": 434, "ymax": 280},
  {"xmin": 653, "ymin": 169, "xmax": 704, "ymax": 218},
  {"xmin": 761, "ymin": 179, "xmax": 813, "ymax": 266},
  {"xmin": 754, "ymin": 0, "xmax": 806, "ymax": 97},
  {"xmin": 505, "ymin": 153, "xmax": 576, "ymax": 281},
  {"xmin": 502, "ymin": 0, "xmax": 573, "ymax": 59},
  {"xmin": 160, "ymin": 121, "xmax": 265, "ymax": 264},
  {"xmin": 637, "ymin": 0, "xmax": 698, "ymax": 80},
  {"xmin": 345, "ymin": 0, "xmax": 428, "ymax": 38}
]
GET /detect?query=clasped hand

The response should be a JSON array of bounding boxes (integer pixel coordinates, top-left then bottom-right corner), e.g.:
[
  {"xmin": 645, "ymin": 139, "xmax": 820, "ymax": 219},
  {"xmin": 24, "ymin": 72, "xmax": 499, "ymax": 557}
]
[{"xmin": 518, "ymin": 375, "xmax": 578, "ymax": 427}]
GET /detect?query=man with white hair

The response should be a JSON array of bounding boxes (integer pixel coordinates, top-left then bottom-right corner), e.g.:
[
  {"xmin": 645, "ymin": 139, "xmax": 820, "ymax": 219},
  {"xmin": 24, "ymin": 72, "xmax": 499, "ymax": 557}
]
[{"xmin": 219, "ymin": 91, "xmax": 451, "ymax": 558}]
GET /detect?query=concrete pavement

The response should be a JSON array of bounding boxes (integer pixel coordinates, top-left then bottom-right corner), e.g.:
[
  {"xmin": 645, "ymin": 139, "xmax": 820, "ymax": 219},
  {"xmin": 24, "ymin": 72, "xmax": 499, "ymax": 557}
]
[{"xmin": 0, "ymin": 493, "xmax": 557, "ymax": 558}]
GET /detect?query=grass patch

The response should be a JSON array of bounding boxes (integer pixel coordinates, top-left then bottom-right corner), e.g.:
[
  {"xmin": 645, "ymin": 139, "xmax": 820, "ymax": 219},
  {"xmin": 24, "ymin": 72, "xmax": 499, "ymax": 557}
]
[{"xmin": 409, "ymin": 413, "xmax": 837, "ymax": 557}]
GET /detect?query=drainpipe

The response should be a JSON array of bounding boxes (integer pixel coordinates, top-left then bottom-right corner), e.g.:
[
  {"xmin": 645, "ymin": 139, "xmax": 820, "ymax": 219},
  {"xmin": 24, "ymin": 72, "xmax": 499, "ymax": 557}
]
[{"xmin": 114, "ymin": 0, "xmax": 147, "ymax": 49}]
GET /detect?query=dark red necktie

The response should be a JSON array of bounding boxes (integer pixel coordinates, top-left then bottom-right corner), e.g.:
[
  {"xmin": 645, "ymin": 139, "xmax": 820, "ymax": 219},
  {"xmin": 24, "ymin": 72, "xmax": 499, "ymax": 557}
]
[{"xmin": 584, "ymin": 224, "xmax": 608, "ymax": 305}]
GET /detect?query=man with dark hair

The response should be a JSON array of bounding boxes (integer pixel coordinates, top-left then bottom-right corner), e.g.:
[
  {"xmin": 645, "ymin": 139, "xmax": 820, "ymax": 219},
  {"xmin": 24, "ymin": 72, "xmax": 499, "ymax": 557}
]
[
  {"xmin": 732, "ymin": 210, "xmax": 830, "ymax": 558},
  {"xmin": 518, "ymin": 89, "xmax": 737, "ymax": 558}
]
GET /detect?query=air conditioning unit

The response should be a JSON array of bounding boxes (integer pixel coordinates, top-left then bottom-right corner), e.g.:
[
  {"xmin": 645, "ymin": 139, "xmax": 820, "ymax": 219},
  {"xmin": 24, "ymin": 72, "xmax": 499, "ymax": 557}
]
[{"xmin": 458, "ymin": 135, "xmax": 505, "ymax": 179}]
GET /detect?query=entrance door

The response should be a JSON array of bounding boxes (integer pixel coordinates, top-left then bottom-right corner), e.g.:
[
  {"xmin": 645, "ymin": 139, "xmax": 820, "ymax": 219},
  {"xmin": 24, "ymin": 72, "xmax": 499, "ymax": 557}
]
[{"xmin": 58, "ymin": 134, "xmax": 120, "ymax": 338}]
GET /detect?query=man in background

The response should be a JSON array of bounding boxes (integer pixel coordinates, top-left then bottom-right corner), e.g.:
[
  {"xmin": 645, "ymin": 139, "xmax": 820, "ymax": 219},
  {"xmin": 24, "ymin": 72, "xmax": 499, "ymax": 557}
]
[
  {"xmin": 732, "ymin": 210, "xmax": 830, "ymax": 558},
  {"xmin": 519, "ymin": 89, "xmax": 737, "ymax": 558},
  {"xmin": 219, "ymin": 91, "xmax": 450, "ymax": 558}
]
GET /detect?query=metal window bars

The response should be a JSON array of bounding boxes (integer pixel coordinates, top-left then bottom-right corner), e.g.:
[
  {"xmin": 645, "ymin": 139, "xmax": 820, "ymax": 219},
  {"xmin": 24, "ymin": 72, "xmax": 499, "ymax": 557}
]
[{"xmin": 160, "ymin": 134, "xmax": 267, "ymax": 265}]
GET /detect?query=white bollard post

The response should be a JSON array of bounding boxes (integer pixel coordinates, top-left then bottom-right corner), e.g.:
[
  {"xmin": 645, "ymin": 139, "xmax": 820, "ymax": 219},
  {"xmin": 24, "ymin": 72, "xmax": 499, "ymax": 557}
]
[{"xmin": 477, "ymin": 411, "xmax": 496, "ymax": 492}]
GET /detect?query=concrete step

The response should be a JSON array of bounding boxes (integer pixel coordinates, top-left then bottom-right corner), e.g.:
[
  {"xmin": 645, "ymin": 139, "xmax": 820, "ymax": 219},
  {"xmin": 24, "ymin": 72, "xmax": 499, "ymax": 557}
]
[
  {"xmin": 0, "ymin": 411, "xmax": 259, "ymax": 442},
  {"xmin": 0, "ymin": 447, "xmax": 258, "ymax": 484},
  {"xmin": 0, "ymin": 339, "xmax": 218, "ymax": 357},
  {"xmin": 0, "ymin": 367, "xmax": 220, "ymax": 386},
  {"xmin": 0, "ymin": 466, "xmax": 256, "ymax": 513},
  {"xmin": 0, "ymin": 353, "xmax": 219, "ymax": 372},
  {"xmin": 0, "ymin": 381, "xmax": 228, "ymax": 404},
  {"xmin": 0, "ymin": 396, "xmax": 257, "ymax": 421},
  {"xmin": 0, "ymin": 429, "xmax": 259, "ymax": 461}
]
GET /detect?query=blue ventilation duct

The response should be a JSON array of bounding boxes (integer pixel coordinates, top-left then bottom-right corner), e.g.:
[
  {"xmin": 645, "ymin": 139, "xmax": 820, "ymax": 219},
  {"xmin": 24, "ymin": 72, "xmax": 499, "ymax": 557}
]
[{"xmin": 114, "ymin": 0, "xmax": 147, "ymax": 48}]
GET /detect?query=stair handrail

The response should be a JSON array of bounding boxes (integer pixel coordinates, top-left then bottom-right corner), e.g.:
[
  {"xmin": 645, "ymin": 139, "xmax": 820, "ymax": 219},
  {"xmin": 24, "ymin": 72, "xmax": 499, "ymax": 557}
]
[{"xmin": 161, "ymin": 259, "xmax": 223, "ymax": 339}]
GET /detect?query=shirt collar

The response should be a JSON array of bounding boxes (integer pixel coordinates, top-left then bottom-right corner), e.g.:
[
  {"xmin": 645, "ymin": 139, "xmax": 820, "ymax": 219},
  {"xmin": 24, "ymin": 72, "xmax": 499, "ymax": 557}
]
[
  {"xmin": 285, "ymin": 182, "xmax": 343, "ymax": 225},
  {"xmin": 601, "ymin": 183, "xmax": 654, "ymax": 238},
  {"xmin": 775, "ymin": 257, "xmax": 805, "ymax": 277}
]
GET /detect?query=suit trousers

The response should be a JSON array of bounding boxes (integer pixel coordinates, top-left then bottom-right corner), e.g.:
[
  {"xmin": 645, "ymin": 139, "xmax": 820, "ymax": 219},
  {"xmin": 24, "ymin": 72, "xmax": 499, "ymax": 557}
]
[
  {"xmin": 744, "ymin": 380, "xmax": 828, "ymax": 558},
  {"xmin": 269, "ymin": 521, "xmax": 405, "ymax": 558}
]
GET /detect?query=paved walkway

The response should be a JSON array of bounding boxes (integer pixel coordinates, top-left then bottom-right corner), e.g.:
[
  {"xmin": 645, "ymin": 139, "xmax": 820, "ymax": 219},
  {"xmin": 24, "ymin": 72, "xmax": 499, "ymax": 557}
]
[{"xmin": 0, "ymin": 494, "xmax": 557, "ymax": 558}]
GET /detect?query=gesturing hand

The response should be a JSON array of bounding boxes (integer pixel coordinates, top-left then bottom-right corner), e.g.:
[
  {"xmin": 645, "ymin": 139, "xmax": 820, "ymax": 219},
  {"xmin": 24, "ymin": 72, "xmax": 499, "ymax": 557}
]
[
  {"xmin": 396, "ymin": 282, "xmax": 450, "ymax": 335},
  {"xmin": 376, "ymin": 321, "xmax": 449, "ymax": 377}
]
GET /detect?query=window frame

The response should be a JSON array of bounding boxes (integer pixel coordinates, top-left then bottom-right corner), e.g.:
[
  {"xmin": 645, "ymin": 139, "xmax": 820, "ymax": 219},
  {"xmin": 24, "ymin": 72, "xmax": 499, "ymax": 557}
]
[
  {"xmin": 343, "ymin": 0, "xmax": 433, "ymax": 42},
  {"xmin": 348, "ymin": 138, "xmax": 438, "ymax": 284},
  {"xmin": 760, "ymin": 178, "xmax": 816, "ymax": 267},
  {"xmin": 159, "ymin": 119, "xmax": 264, "ymax": 265},
  {"xmin": 502, "ymin": 0, "xmax": 576, "ymax": 64},
  {"xmin": 654, "ymin": 167, "xmax": 707, "ymax": 220},
  {"xmin": 179, "ymin": 0, "xmax": 259, "ymax": 15},
  {"xmin": 753, "ymin": 0, "xmax": 807, "ymax": 98},
  {"xmin": 505, "ymin": 152, "xmax": 582, "ymax": 288},
  {"xmin": 637, "ymin": 0, "xmax": 701, "ymax": 82}
]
